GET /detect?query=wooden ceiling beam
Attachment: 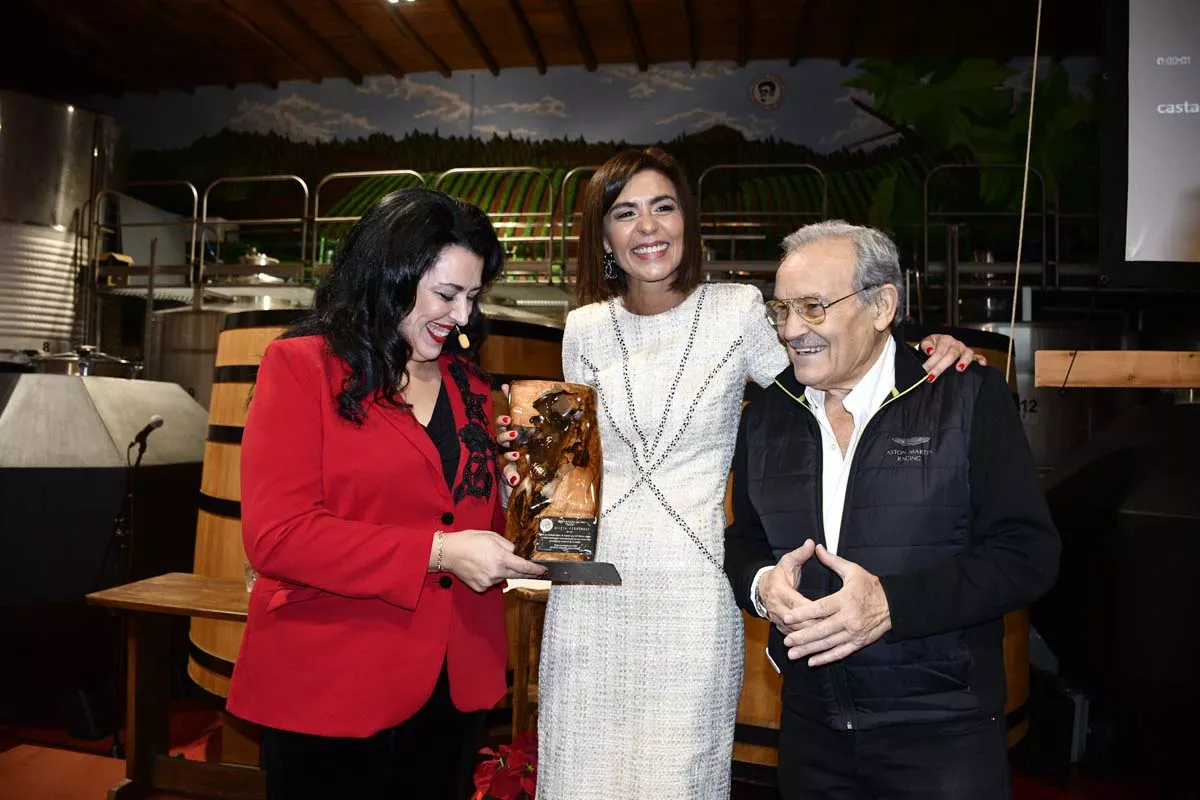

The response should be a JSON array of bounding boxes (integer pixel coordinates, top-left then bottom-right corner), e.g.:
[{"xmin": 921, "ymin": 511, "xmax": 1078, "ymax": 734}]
[
  {"xmin": 556, "ymin": 0, "xmax": 597, "ymax": 72},
  {"xmin": 28, "ymin": 2, "xmax": 161, "ymax": 93},
  {"xmin": 41, "ymin": 49, "xmax": 141, "ymax": 96},
  {"xmin": 126, "ymin": 0, "xmax": 244, "ymax": 89},
  {"xmin": 736, "ymin": 0, "xmax": 750, "ymax": 67},
  {"xmin": 59, "ymin": 6, "xmax": 214, "ymax": 93},
  {"xmin": 216, "ymin": 0, "xmax": 322, "ymax": 82},
  {"xmin": 788, "ymin": 0, "xmax": 813, "ymax": 66},
  {"xmin": 444, "ymin": 0, "xmax": 499, "ymax": 76},
  {"xmin": 385, "ymin": 6, "xmax": 452, "ymax": 78},
  {"xmin": 323, "ymin": 0, "xmax": 406, "ymax": 79},
  {"xmin": 902, "ymin": 0, "xmax": 949, "ymax": 58},
  {"xmin": 614, "ymin": 0, "xmax": 648, "ymax": 71},
  {"xmin": 274, "ymin": 0, "xmax": 365, "ymax": 84},
  {"xmin": 681, "ymin": 0, "xmax": 697, "ymax": 68},
  {"xmin": 507, "ymin": 0, "xmax": 546, "ymax": 74},
  {"xmin": 841, "ymin": 0, "xmax": 868, "ymax": 65}
]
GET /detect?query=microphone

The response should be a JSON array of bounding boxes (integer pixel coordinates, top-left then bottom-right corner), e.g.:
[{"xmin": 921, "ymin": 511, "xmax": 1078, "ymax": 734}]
[
  {"xmin": 132, "ymin": 415, "xmax": 164, "ymax": 447},
  {"xmin": 455, "ymin": 325, "xmax": 470, "ymax": 349}
]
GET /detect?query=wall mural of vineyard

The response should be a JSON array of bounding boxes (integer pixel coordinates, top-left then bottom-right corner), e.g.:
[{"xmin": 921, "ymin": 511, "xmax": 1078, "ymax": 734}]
[{"xmin": 88, "ymin": 57, "xmax": 1102, "ymax": 270}]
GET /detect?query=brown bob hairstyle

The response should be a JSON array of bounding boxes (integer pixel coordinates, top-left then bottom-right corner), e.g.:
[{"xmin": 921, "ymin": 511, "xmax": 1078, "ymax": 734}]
[{"xmin": 574, "ymin": 147, "xmax": 704, "ymax": 306}]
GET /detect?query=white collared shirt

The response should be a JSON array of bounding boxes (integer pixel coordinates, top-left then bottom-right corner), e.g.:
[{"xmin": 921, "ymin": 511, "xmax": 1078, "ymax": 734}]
[{"xmin": 749, "ymin": 336, "xmax": 897, "ymax": 618}]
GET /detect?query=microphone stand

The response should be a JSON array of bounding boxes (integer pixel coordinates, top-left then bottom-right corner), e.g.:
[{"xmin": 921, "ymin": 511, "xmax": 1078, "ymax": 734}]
[{"xmin": 100, "ymin": 436, "xmax": 148, "ymax": 758}]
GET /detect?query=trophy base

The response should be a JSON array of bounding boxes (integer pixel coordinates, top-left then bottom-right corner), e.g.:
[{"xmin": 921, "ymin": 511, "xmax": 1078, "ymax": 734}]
[{"xmin": 534, "ymin": 560, "xmax": 622, "ymax": 585}]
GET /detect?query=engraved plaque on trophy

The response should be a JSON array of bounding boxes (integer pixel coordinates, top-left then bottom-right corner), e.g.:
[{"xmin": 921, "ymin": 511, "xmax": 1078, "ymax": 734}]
[{"xmin": 504, "ymin": 380, "xmax": 621, "ymax": 584}]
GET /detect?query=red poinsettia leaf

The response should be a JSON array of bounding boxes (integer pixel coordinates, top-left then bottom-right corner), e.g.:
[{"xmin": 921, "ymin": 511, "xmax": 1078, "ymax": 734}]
[
  {"xmin": 473, "ymin": 760, "xmax": 498, "ymax": 792},
  {"xmin": 491, "ymin": 769, "xmax": 522, "ymax": 800},
  {"xmin": 521, "ymin": 772, "xmax": 537, "ymax": 795}
]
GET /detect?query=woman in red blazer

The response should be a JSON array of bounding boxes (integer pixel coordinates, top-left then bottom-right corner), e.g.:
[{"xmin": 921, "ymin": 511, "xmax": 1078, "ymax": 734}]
[{"xmin": 226, "ymin": 188, "xmax": 547, "ymax": 799}]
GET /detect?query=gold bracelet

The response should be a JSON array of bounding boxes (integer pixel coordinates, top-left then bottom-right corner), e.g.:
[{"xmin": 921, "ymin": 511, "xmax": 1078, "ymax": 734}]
[{"xmin": 435, "ymin": 531, "xmax": 445, "ymax": 572}]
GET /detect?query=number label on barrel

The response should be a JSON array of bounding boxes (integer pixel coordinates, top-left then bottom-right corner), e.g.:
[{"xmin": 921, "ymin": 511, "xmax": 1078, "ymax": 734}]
[{"xmin": 1018, "ymin": 397, "xmax": 1039, "ymax": 424}]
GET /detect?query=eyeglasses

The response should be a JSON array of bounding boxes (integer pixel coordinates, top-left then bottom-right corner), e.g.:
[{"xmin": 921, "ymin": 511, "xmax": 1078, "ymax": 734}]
[{"xmin": 764, "ymin": 285, "xmax": 879, "ymax": 328}]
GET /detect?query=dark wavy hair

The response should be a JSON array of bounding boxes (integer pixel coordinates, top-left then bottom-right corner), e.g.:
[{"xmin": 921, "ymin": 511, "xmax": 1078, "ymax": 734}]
[
  {"xmin": 575, "ymin": 147, "xmax": 703, "ymax": 306},
  {"xmin": 284, "ymin": 187, "xmax": 503, "ymax": 424}
]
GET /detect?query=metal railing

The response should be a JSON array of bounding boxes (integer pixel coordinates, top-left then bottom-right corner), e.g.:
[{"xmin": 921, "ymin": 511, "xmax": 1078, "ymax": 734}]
[
  {"xmin": 198, "ymin": 174, "xmax": 310, "ymax": 286},
  {"xmin": 556, "ymin": 165, "xmax": 600, "ymax": 278},
  {"xmin": 697, "ymin": 163, "xmax": 828, "ymax": 267},
  {"xmin": 82, "ymin": 161, "xmax": 1101, "ymax": 323},
  {"xmin": 311, "ymin": 169, "xmax": 427, "ymax": 274},
  {"xmin": 85, "ymin": 180, "xmax": 199, "ymax": 339},
  {"xmin": 922, "ymin": 164, "xmax": 1048, "ymax": 325},
  {"xmin": 434, "ymin": 167, "xmax": 556, "ymax": 278}
]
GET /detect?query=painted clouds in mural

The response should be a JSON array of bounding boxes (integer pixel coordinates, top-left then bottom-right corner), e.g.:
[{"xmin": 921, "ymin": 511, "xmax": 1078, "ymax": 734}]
[{"xmin": 89, "ymin": 58, "xmax": 1098, "ymax": 154}]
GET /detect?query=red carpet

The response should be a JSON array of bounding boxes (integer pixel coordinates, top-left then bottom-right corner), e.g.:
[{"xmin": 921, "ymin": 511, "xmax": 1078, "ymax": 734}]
[{"xmin": 0, "ymin": 698, "xmax": 221, "ymax": 762}]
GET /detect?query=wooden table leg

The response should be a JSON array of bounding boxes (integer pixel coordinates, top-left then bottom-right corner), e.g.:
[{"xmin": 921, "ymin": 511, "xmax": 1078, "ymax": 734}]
[{"xmin": 108, "ymin": 613, "xmax": 171, "ymax": 800}]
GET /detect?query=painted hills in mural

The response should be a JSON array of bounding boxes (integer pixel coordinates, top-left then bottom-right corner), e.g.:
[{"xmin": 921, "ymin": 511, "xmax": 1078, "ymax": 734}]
[{"xmin": 120, "ymin": 58, "xmax": 1101, "ymax": 267}]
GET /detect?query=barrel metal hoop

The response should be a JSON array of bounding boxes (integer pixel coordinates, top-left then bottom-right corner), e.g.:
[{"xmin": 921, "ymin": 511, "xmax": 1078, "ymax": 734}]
[
  {"xmin": 731, "ymin": 759, "xmax": 777, "ymax": 786},
  {"xmin": 219, "ymin": 310, "xmax": 308, "ymax": 331},
  {"xmin": 198, "ymin": 491, "xmax": 241, "ymax": 519},
  {"xmin": 1005, "ymin": 702, "xmax": 1028, "ymax": 731},
  {"xmin": 733, "ymin": 722, "xmax": 779, "ymax": 748},
  {"xmin": 212, "ymin": 365, "xmax": 259, "ymax": 384},
  {"xmin": 189, "ymin": 642, "xmax": 234, "ymax": 678},
  {"xmin": 207, "ymin": 424, "xmax": 244, "ymax": 445},
  {"xmin": 482, "ymin": 319, "xmax": 565, "ymax": 343}
]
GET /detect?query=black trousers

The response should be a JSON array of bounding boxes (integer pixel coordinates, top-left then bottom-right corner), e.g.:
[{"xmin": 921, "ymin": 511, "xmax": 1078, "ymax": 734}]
[
  {"xmin": 260, "ymin": 663, "xmax": 486, "ymax": 800},
  {"xmin": 777, "ymin": 704, "xmax": 1011, "ymax": 800}
]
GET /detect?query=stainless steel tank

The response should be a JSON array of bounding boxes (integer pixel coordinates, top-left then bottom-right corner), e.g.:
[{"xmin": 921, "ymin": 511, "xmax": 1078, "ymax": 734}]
[
  {"xmin": 33, "ymin": 344, "xmax": 140, "ymax": 379},
  {"xmin": 0, "ymin": 90, "xmax": 122, "ymax": 363}
]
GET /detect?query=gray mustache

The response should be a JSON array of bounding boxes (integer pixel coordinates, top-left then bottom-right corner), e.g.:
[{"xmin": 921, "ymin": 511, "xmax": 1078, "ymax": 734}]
[{"xmin": 788, "ymin": 334, "xmax": 828, "ymax": 349}]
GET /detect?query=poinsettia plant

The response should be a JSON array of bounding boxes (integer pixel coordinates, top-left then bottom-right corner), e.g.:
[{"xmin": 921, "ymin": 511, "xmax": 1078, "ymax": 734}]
[{"xmin": 472, "ymin": 731, "xmax": 537, "ymax": 800}]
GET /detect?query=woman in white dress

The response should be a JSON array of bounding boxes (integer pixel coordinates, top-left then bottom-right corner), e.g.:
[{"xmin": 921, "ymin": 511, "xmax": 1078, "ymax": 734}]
[{"xmin": 500, "ymin": 148, "xmax": 977, "ymax": 799}]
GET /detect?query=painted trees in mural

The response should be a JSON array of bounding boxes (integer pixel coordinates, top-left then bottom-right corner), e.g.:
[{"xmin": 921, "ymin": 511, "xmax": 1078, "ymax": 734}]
[
  {"xmin": 846, "ymin": 59, "xmax": 1099, "ymax": 226},
  {"xmin": 114, "ymin": 57, "xmax": 1099, "ymax": 266}
]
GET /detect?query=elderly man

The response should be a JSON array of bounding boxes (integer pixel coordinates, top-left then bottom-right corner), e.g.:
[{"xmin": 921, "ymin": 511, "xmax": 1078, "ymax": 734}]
[{"xmin": 724, "ymin": 221, "xmax": 1060, "ymax": 798}]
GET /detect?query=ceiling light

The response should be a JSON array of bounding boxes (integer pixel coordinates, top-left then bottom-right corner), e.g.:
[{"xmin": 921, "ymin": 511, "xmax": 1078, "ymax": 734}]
[{"xmin": 386, "ymin": 0, "xmax": 400, "ymax": 4}]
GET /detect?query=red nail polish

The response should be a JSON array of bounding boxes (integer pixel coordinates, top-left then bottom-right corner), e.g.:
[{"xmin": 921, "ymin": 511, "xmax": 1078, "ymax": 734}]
[
  {"xmin": 927, "ymin": 374, "xmax": 936, "ymax": 382},
  {"xmin": 925, "ymin": 346, "xmax": 934, "ymax": 355},
  {"xmin": 500, "ymin": 416, "xmax": 510, "ymax": 425},
  {"xmin": 956, "ymin": 363, "xmax": 966, "ymax": 371},
  {"xmin": 509, "ymin": 475, "xmax": 518, "ymax": 485}
]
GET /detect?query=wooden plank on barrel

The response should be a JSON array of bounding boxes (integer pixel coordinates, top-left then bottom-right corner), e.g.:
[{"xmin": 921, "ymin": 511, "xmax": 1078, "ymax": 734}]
[
  {"xmin": 87, "ymin": 573, "xmax": 248, "ymax": 621},
  {"xmin": 1035, "ymin": 350, "xmax": 1200, "ymax": 388}
]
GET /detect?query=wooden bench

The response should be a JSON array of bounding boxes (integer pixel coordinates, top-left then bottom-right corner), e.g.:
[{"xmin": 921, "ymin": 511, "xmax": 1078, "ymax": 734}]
[{"xmin": 87, "ymin": 572, "xmax": 265, "ymax": 800}]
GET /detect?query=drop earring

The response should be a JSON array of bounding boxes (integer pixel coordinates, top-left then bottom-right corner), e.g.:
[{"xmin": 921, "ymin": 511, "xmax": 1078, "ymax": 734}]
[
  {"xmin": 603, "ymin": 250, "xmax": 618, "ymax": 280},
  {"xmin": 455, "ymin": 325, "xmax": 470, "ymax": 349}
]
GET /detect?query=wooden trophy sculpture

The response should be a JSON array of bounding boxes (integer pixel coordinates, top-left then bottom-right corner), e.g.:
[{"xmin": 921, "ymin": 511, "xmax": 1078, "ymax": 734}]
[{"xmin": 504, "ymin": 380, "xmax": 620, "ymax": 584}]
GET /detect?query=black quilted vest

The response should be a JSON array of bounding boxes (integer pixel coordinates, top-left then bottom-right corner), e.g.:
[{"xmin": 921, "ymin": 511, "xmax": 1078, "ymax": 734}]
[{"xmin": 743, "ymin": 338, "xmax": 1006, "ymax": 731}]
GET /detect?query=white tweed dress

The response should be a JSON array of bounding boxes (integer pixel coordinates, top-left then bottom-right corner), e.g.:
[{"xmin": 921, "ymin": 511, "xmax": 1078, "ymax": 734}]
[{"xmin": 535, "ymin": 283, "xmax": 788, "ymax": 799}]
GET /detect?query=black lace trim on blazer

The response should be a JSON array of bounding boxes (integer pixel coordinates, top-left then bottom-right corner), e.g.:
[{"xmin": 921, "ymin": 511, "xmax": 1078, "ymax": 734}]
[{"xmin": 448, "ymin": 359, "xmax": 497, "ymax": 503}]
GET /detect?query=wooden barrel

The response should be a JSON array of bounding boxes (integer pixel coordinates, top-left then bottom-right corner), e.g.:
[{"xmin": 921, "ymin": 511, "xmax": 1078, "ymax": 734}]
[
  {"xmin": 188, "ymin": 309, "xmax": 308, "ymax": 698},
  {"xmin": 478, "ymin": 317, "xmax": 565, "ymax": 388},
  {"xmin": 479, "ymin": 315, "xmax": 565, "ymax": 692},
  {"xmin": 725, "ymin": 432, "xmax": 785, "ymax": 781}
]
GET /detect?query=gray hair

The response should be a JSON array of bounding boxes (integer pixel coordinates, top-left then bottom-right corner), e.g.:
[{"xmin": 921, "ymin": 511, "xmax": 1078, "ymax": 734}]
[{"xmin": 780, "ymin": 220, "xmax": 905, "ymax": 328}]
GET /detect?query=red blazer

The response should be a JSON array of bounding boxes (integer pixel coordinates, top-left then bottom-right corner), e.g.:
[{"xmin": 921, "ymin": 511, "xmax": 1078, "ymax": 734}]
[{"xmin": 225, "ymin": 335, "xmax": 508, "ymax": 737}]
